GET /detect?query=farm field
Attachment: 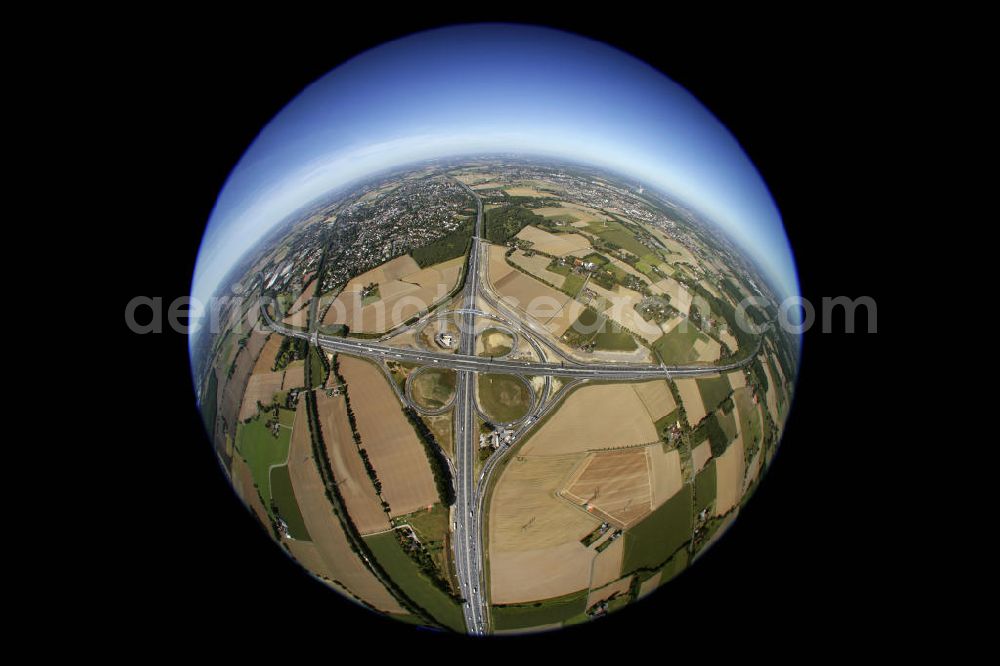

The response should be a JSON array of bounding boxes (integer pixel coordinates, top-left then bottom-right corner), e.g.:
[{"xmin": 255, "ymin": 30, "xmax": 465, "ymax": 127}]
[
  {"xmin": 515, "ymin": 225, "xmax": 592, "ymax": 256},
  {"xmin": 339, "ymin": 357, "xmax": 439, "ymax": 516},
  {"xmin": 234, "ymin": 413, "xmax": 293, "ymax": 511},
  {"xmin": 489, "ymin": 452, "xmax": 599, "ymax": 603},
  {"xmin": 562, "ymin": 449, "xmax": 651, "ymax": 527},
  {"xmin": 285, "ymin": 405, "xmax": 404, "ymax": 613},
  {"xmin": 323, "ymin": 255, "xmax": 464, "ymax": 332},
  {"xmin": 238, "ymin": 371, "xmax": 284, "ymax": 420},
  {"xmin": 697, "ymin": 374, "xmax": 732, "ymax": 415},
  {"xmin": 652, "ymin": 320, "xmax": 715, "ymax": 364},
  {"xmin": 519, "ymin": 383, "xmax": 658, "ymax": 455},
  {"xmin": 315, "ymin": 391, "xmax": 390, "ymax": 534},
  {"xmin": 675, "ymin": 378, "xmax": 708, "ymax": 426},
  {"xmin": 269, "ymin": 464, "xmax": 310, "ymax": 540},
  {"xmin": 492, "ymin": 588, "xmax": 589, "ymax": 632},
  {"xmin": 364, "ymin": 531, "xmax": 466, "ymax": 632},
  {"xmin": 508, "ymin": 249, "xmax": 567, "ymax": 288},
  {"xmin": 621, "ymin": 484, "xmax": 693, "ymax": 575}
]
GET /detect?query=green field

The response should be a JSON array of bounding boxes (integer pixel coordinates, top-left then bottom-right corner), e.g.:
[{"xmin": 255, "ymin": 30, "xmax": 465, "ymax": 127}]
[
  {"xmin": 398, "ymin": 503, "xmax": 451, "ymax": 581},
  {"xmin": 621, "ymin": 484, "xmax": 692, "ymax": 574},
  {"xmin": 411, "ymin": 368, "xmax": 457, "ymax": 409},
  {"xmin": 269, "ymin": 464, "xmax": 310, "ymax": 539},
  {"xmin": 697, "ymin": 375, "xmax": 732, "ymax": 414},
  {"xmin": 652, "ymin": 322, "xmax": 709, "ymax": 364},
  {"xmin": 234, "ymin": 414, "xmax": 293, "ymax": 510},
  {"xmin": 691, "ymin": 412, "xmax": 733, "ymax": 457},
  {"xmin": 478, "ymin": 373, "xmax": 531, "ymax": 423},
  {"xmin": 694, "ymin": 460, "xmax": 717, "ymax": 514},
  {"xmin": 364, "ymin": 531, "xmax": 466, "ymax": 632},
  {"xmin": 733, "ymin": 388, "xmax": 763, "ymax": 450},
  {"xmin": 562, "ymin": 272, "xmax": 586, "ymax": 296},
  {"xmin": 308, "ymin": 346, "xmax": 328, "ymax": 388},
  {"xmin": 593, "ymin": 329, "xmax": 638, "ymax": 351},
  {"xmin": 492, "ymin": 588, "xmax": 589, "ymax": 631}
]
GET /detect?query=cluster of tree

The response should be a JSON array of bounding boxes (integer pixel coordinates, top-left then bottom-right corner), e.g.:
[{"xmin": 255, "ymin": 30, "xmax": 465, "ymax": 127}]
[
  {"xmin": 393, "ymin": 527, "xmax": 464, "ymax": 603},
  {"xmin": 402, "ymin": 407, "xmax": 456, "ymax": 506},
  {"xmin": 411, "ymin": 219, "xmax": 473, "ymax": 268},
  {"xmin": 357, "ymin": 447, "xmax": 383, "ymax": 496},
  {"xmin": 273, "ymin": 336, "xmax": 306, "ymax": 372},
  {"xmin": 483, "ymin": 205, "xmax": 545, "ymax": 243}
]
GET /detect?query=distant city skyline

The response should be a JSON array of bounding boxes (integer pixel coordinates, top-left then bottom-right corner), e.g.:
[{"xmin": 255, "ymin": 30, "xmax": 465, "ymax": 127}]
[{"xmin": 191, "ymin": 24, "xmax": 799, "ymax": 328}]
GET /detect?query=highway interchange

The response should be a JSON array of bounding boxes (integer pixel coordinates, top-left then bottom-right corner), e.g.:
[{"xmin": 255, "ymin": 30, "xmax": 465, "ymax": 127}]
[{"xmin": 263, "ymin": 184, "xmax": 760, "ymax": 635}]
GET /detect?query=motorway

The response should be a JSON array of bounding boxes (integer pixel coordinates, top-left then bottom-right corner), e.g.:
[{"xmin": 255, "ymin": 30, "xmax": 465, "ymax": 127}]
[{"xmin": 261, "ymin": 184, "xmax": 761, "ymax": 635}]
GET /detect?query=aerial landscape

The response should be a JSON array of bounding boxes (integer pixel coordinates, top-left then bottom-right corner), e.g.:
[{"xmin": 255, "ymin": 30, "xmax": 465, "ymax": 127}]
[{"xmin": 191, "ymin": 157, "xmax": 798, "ymax": 634}]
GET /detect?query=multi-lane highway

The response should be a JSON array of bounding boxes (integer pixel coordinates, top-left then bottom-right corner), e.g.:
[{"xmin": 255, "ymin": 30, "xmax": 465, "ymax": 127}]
[{"xmin": 261, "ymin": 184, "xmax": 761, "ymax": 635}]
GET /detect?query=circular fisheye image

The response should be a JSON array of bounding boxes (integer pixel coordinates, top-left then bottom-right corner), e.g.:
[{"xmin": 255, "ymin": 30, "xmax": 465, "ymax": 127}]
[{"xmin": 190, "ymin": 24, "xmax": 799, "ymax": 635}]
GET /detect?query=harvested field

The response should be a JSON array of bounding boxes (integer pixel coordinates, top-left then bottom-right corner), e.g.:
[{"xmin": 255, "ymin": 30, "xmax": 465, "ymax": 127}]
[
  {"xmin": 487, "ymin": 244, "xmax": 515, "ymax": 284},
  {"xmin": 675, "ymin": 378, "xmax": 708, "ymax": 426},
  {"xmin": 508, "ymin": 250, "xmax": 566, "ymax": 288},
  {"xmin": 691, "ymin": 441, "xmax": 713, "ymax": 474},
  {"xmin": 727, "ymin": 369, "xmax": 747, "ymax": 390},
  {"xmin": 519, "ymin": 383, "xmax": 658, "ymax": 455},
  {"xmin": 238, "ymin": 371, "xmax": 284, "ymax": 421},
  {"xmin": 714, "ymin": 437, "xmax": 745, "ymax": 516},
  {"xmin": 632, "ymin": 380, "xmax": 677, "ymax": 422},
  {"xmin": 563, "ymin": 449, "xmax": 651, "ymax": 527},
  {"xmin": 285, "ymin": 405, "xmax": 404, "ymax": 613},
  {"xmin": 515, "ymin": 225, "xmax": 592, "ymax": 256},
  {"xmin": 252, "ymin": 334, "xmax": 284, "ymax": 375},
  {"xmin": 339, "ymin": 357, "xmax": 438, "ymax": 516},
  {"xmin": 323, "ymin": 256, "xmax": 463, "ymax": 333},
  {"xmin": 489, "ymin": 453, "xmax": 599, "ymax": 603},
  {"xmin": 282, "ymin": 361, "xmax": 305, "ymax": 389},
  {"xmin": 589, "ymin": 535, "xmax": 624, "ymax": 589},
  {"xmin": 492, "ymin": 268, "xmax": 587, "ymax": 336},
  {"xmin": 504, "ymin": 186, "xmax": 557, "ymax": 197},
  {"xmin": 649, "ymin": 446, "xmax": 683, "ymax": 509},
  {"xmin": 315, "ymin": 391, "xmax": 390, "ymax": 535}
]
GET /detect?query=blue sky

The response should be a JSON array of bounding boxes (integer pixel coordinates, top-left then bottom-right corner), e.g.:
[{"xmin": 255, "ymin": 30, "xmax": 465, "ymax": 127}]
[{"xmin": 192, "ymin": 24, "xmax": 798, "ymax": 317}]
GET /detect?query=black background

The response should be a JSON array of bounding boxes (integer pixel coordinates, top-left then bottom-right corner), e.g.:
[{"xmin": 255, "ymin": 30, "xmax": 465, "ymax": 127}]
[{"xmin": 110, "ymin": 13, "xmax": 901, "ymax": 652}]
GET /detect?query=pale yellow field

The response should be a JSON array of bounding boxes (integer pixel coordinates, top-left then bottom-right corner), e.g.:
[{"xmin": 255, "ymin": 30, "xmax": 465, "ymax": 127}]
[
  {"xmin": 238, "ymin": 371, "xmax": 284, "ymax": 420},
  {"xmin": 714, "ymin": 437, "xmax": 745, "ymax": 516},
  {"xmin": 727, "ymin": 370, "xmax": 746, "ymax": 389},
  {"xmin": 649, "ymin": 446, "xmax": 683, "ymax": 509},
  {"xmin": 489, "ymin": 452, "xmax": 599, "ymax": 603},
  {"xmin": 534, "ymin": 202, "xmax": 611, "ymax": 225},
  {"xmin": 508, "ymin": 250, "xmax": 565, "ymax": 288},
  {"xmin": 562, "ymin": 449, "xmax": 651, "ymax": 527},
  {"xmin": 691, "ymin": 441, "xmax": 713, "ymax": 474},
  {"xmin": 515, "ymin": 225, "xmax": 592, "ymax": 256},
  {"xmin": 487, "ymin": 244, "xmax": 515, "ymax": 285},
  {"xmin": 491, "ymin": 267, "xmax": 587, "ymax": 337},
  {"xmin": 692, "ymin": 335, "xmax": 722, "ymax": 363},
  {"xmin": 638, "ymin": 572, "xmax": 662, "ymax": 599},
  {"xmin": 282, "ymin": 362, "xmax": 304, "ymax": 389},
  {"xmin": 632, "ymin": 380, "xmax": 677, "ymax": 421},
  {"xmin": 587, "ymin": 575, "xmax": 634, "ymax": 609},
  {"xmin": 323, "ymin": 256, "xmax": 463, "ymax": 333},
  {"xmin": 587, "ymin": 282, "xmax": 662, "ymax": 342},
  {"xmin": 520, "ymin": 384, "xmax": 659, "ymax": 456},
  {"xmin": 315, "ymin": 391, "xmax": 391, "ymax": 535},
  {"xmin": 675, "ymin": 378, "xmax": 707, "ymax": 426},
  {"xmin": 719, "ymin": 329, "xmax": 739, "ymax": 352},
  {"xmin": 504, "ymin": 186, "xmax": 557, "ymax": 197},
  {"xmin": 286, "ymin": 405, "xmax": 404, "ymax": 612},
  {"xmin": 588, "ymin": 535, "xmax": 624, "ymax": 589},
  {"xmin": 338, "ymin": 357, "xmax": 439, "ymax": 516}
]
